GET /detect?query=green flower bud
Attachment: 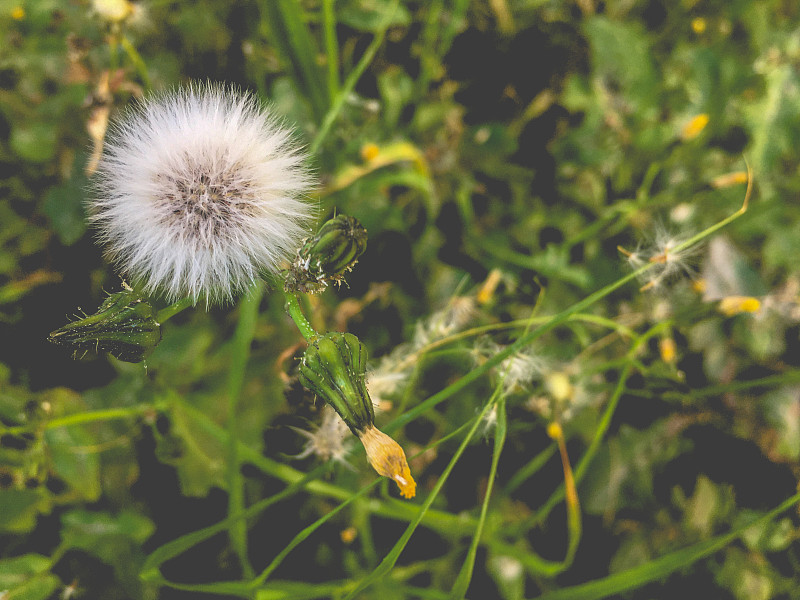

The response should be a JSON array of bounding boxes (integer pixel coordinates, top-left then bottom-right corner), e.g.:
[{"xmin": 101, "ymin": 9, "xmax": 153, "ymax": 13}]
[
  {"xmin": 298, "ymin": 332, "xmax": 374, "ymax": 435},
  {"xmin": 49, "ymin": 288, "xmax": 161, "ymax": 363},
  {"xmin": 286, "ymin": 215, "xmax": 367, "ymax": 293}
]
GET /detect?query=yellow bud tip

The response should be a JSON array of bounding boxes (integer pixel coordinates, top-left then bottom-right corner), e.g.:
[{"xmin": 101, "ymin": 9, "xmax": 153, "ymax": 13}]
[
  {"xmin": 681, "ymin": 113, "xmax": 709, "ymax": 140},
  {"xmin": 718, "ymin": 296, "xmax": 761, "ymax": 316},
  {"xmin": 477, "ymin": 269, "xmax": 503, "ymax": 305},
  {"xmin": 360, "ymin": 143, "xmax": 380, "ymax": 162},
  {"xmin": 12, "ymin": 6, "xmax": 25, "ymax": 19},
  {"xmin": 691, "ymin": 17, "xmax": 707, "ymax": 34},
  {"xmin": 659, "ymin": 337, "xmax": 677, "ymax": 364},
  {"xmin": 692, "ymin": 279, "xmax": 707, "ymax": 294},
  {"xmin": 359, "ymin": 426, "xmax": 416, "ymax": 498},
  {"xmin": 711, "ymin": 171, "xmax": 749, "ymax": 189},
  {"xmin": 546, "ymin": 422, "xmax": 562, "ymax": 441}
]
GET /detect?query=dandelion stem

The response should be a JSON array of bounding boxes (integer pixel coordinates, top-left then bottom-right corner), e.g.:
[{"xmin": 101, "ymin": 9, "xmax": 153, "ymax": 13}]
[
  {"xmin": 309, "ymin": 0, "xmax": 398, "ymax": 155},
  {"xmin": 120, "ymin": 34, "xmax": 151, "ymax": 88},
  {"xmin": 226, "ymin": 281, "xmax": 266, "ymax": 578},
  {"xmin": 5, "ymin": 405, "xmax": 154, "ymax": 435},
  {"xmin": 322, "ymin": 0, "xmax": 339, "ymax": 100},
  {"xmin": 156, "ymin": 297, "xmax": 194, "ymax": 323},
  {"xmin": 284, "ymin": 291, "xmax": 317, "ymax": 340}
]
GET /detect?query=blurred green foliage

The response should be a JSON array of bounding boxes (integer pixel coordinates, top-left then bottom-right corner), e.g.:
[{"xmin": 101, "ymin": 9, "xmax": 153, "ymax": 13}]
[{"xmin": 2, "ymin": 1, "xmax": 800, "ymax": 599}]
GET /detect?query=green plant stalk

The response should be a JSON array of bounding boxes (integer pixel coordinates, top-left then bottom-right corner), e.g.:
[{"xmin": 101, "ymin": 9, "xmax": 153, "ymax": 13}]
[
  {"xmin": 309, "ymin": 0, "xmax": 398, "ymax": 155},
  {"xmin": 108, "ymin": 32, "xmax": 119, "ymax": 72},
  {"xmin": 141, "ymin": 463, "xmax": 332, "ymax": 586},
  {"xmin": 414, "ymin": 0, "xmax": 444, "ymax": 99},
  {"xmin": 155, "ymin": 297, "xmax": 194, "ymax": 323},
  {"xmin": 226, "ymin": 281, "xmax": 266, "ymax": 578},
  {"xmin": 250, "ymin": 480, "xmax": 381, "ymax": 588},
  {"xmin": 514, "ymin": 321, "xmax": 671, "ymax": 535},
  {"xmin": 284, "ymin": 291, "xmax": 317, "ymax": 340},
  {"xmin": 385, "ymin": 184, "xmax": 751, "ymax": 436},
  {"xmin": 449, "ymin": 397, "xmax": 507, "ymax": 599},
  {"xmin": 343, "ymin": 392, "xmax": 500, "ymax": 600},
  {"xmin": 120, "ymin": 34, "xmax": 151, "ymax": 88},
  {"xmin": 261, "ymin": 0, "xmax": 328, "ymax": 120},
  {"xmin": 5, "ymin": 404, "xmax": 154, "ymax": 435},
  {"xmin": 322, "ymin": 0, "xmax": 339, "ymax": 100},
  {"xmin": 534, "ymin": 491, "xmax": 800, "ymax": 600},
  {"xmin": 504, "ymin": 444, "xmax": 557, "ymax": 495}
]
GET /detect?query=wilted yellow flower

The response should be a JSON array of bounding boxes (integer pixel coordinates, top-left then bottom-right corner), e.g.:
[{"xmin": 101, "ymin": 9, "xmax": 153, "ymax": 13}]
[
  {"xmin": 360, "ymin": 142, "xmax": 380, "ymax": 162},
  {"xmin": 659, "ymin": 337, "xmax": 677, "ymax": 364},
  {"xmin": 691, "ymin": 17, "xmax": 707, "ymax": 34},
  {"xmin": 359, "ymin": 426, "xmax": 416, "ymax": 498},
  {"xmin": 711, "ymin": 171, "xmax": 749, "ymax": 189},
  {"xmin": 718, "ymin": 296, "xmax": 761, "ymax": 316},
  {"xmin": 681, "ymin": 114, "xmax": 709, "ymax": 140}
]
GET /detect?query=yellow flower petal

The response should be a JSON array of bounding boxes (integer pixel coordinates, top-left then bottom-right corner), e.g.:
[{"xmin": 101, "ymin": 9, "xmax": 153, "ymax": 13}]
[
  {"xmin": 718, "ymin": 296, "xmax": 761, "ymax": 316},
  {"xmin": 681, "ymin": 113, "xmax": 709, "ymax": 140},
  {"xmin": 691, "ymin": 17, "xmax": 707, "ymax": 34},
  {"xmin": 711, "ymin": 171, "xmax": 749, "ymax": 189},
  {"xmin": 360, "ymin": 142, "xmax": 380, "ymax": 162},
  {"xmin": 359, "ymin": 426, "xmax": 416, "ymax": 498},
  {"xmin": 659, "ymin": 337, "xmax": 677, "ymax": 364}
]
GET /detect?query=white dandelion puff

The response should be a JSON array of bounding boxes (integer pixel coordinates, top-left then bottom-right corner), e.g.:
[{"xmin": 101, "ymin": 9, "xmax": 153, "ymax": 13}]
[
  {"xmin": 91, "ymin": 83, "xmax": 315, "ymax": 304},
  {"xmin": 291, "ymin": 405, "xmax": 352, "ymax": 466}
]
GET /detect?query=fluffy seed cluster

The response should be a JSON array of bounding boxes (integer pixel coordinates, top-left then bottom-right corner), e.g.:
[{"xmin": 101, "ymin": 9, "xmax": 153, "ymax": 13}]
[{"xmin": 92, "ymin": 83, "xmax": 314, "ymax": 304}]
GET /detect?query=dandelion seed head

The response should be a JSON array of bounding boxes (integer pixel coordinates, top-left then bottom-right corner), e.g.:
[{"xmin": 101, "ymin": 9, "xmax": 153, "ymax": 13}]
[
  {"xmin": 623, "ymin": 221, "xmax": 699, "ymax": 292},
  {"xmin": 292, "ymin": 405, "xmax": 352, "ymax": 465},
  {"xmin": 91, "ymin": 83, "xmax": 314, "ymax": 304},
  {"xmin": 499, "ymin": 349, "xmax": 546, "ymax": 394}
]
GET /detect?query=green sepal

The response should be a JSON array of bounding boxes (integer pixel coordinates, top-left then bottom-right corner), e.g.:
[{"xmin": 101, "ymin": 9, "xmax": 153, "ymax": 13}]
[
  {"xmin": 49, "ymin": 287, "xmax": 162, "ymax": 363},
  {"xmin": 298, "ymin": 332, "xmax": 374, "ymax": 434},
  {"xmin": 286, "ymin": 215, "xmax": 368, "ymax": 293}
]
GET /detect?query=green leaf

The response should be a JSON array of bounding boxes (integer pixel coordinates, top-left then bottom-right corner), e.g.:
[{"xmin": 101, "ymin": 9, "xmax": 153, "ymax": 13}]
[
  {"xmin": 42, "ymin": 176, "xmax": 87, "ymax": 246},
  {"xmin": 760, "ymin": 386, "xmax": 800, "ymax": 461},
  {"xmin": 45, "ymin": 425, "xmax": 102, "ymax": 501},
  {"xmin": 339, "ymin": 0, "xmax": 410, "ymax": 32},
  {"xmin": 0, "ymin": 553, "xmax": 51, "ymax": 587},
  {"xmin": 61, "ymin": 509, "xmax": 155, "ymax": 596},
  {"xmin": 9, "ymin": 122, "xmax": 58, "ymax": 163},
  {"xmin": 62, "ymin": 509, "xmax": 155, "ymax": 547},
  {"xmin": 583, "ymin": 16, "xmax": 659, "ymax": 113},
  {"xmin": 716, "ymin": 547, "xmax": 775, "ymax": 600},
  {"xmin": 157, "ymin": 392, "xmax": 226, "ymax": 497},
  {"xmin": 260, "ymin": 0, "xmax": 329, "ymax": 119},
  {"xmin": 581, "ymin": 420, "xmax": 689, "ymax": 518},
  {"xmin": 4, "ymin": 574, "xmax": 60, "ymax": 600},
  {"xmin": 0, "ymin": 489, "xmax": 49, "ymax": 533}
]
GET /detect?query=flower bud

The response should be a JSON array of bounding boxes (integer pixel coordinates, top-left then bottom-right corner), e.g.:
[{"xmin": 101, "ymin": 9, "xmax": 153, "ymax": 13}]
[
  {"xmin": 286, "ymin": 215, "xmax": 367, "ymax": 293},
  {"xmin": 297, "ymin": 331, "xmax": 416, "ymax": 497},
  {"xmin": 49, "ymin": 288, "xmax": 161, "ymax": 363},
  {"xmin": 298, "ymin": 332, "xmax": 374, "ymax": 434}
]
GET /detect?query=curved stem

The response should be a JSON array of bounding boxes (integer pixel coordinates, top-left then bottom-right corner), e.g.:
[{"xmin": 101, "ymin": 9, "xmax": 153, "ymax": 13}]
[
  {"xmin": 284, "ymin": 291, "xmax": 317, "ymax": 340},
  {"xmin": 156, "ymin": 297, "xmax": 194, "ymax": 323}
]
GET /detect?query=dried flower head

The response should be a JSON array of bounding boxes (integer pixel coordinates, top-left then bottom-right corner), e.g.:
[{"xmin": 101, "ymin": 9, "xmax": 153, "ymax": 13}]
[
  {"xmin": 620, "ymin": 222, "xmax": 699, "ymax": 292},
  {"xmin": 91, "ymin": 83, "xmax": 314, "ymax": 304},
  {"xmin": 291, "ymin": 405, "xmax": 352, "ymax": 466},
  {"xmin": 359, "ymin": 425, "xmax": 416, "ymax": 498}
]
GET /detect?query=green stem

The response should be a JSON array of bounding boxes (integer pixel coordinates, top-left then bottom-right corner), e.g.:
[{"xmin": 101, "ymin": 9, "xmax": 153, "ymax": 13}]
[
  {"xmin": 5, "ymin": 405, "xmax": 153, "ymax": 435},
  {"xmin": 322, "ymin": 0, "xmax": 339, "ymax": 101},
  {"xmin": 120, "ymin": 34, "xmax": 151, "ymax": 88},
  {"xmin": 385, "ymin": 181, "xmax": 751, "ymax": 436},
  {"xmin": 284, "ymin": 291, "xmax": 317, "ymax": 340},
  {"xmin": 309, "ymin": 0, "xmax": 398, "ymax": 155},
  {"xmin": 155, "ymin": 297, "xmax": 194, "ymax": 323},
  {"xmin": 226, "ymin": 281, "xmax": 266, "ymax": 578}
]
